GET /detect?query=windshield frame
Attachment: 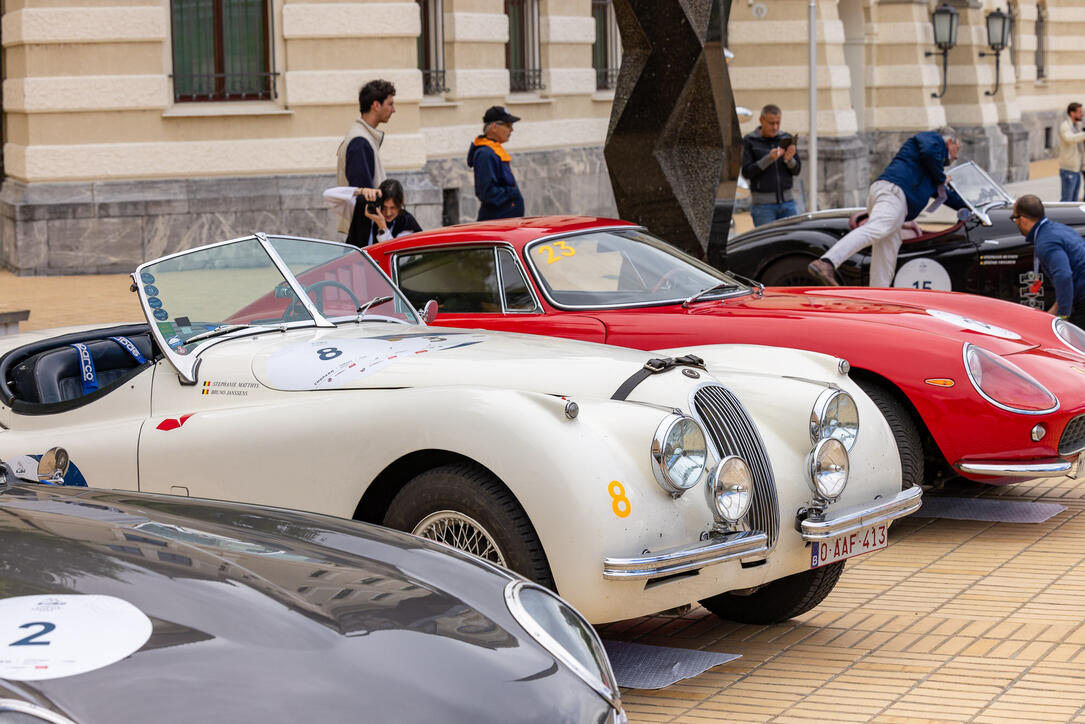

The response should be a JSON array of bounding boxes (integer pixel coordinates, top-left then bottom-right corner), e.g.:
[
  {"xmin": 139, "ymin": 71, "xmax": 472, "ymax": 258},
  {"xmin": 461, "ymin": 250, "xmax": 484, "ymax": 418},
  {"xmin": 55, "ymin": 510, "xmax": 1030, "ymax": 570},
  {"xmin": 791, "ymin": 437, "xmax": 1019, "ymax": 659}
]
[
  {"xmin": 946, "ymin": 160, "xmax": 1014, "ymax": 227},
  {"xmin": 131, "ymin": 233, "xmax": 420, "ymax": 384},
  {"xmin": 522, "ymin": 226, "xmax": 751, "ymax": 310}
]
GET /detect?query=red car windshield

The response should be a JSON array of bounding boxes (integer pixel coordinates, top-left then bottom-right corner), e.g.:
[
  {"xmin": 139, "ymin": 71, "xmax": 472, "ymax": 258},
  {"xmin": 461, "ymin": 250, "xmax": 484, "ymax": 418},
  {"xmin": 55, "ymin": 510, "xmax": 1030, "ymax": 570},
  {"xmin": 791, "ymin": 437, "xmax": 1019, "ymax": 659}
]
[{"xmin": 525, "ymin": 229, "xmax": 746, "ymax": 308}]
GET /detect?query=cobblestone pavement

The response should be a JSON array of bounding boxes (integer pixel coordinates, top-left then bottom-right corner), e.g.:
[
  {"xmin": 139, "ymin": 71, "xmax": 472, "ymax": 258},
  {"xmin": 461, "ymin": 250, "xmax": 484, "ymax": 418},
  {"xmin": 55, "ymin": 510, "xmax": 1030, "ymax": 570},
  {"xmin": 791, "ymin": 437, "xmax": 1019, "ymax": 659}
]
[{"xmin": 602, "ymin": 474, "xmax": 1085, "ymax": 723}]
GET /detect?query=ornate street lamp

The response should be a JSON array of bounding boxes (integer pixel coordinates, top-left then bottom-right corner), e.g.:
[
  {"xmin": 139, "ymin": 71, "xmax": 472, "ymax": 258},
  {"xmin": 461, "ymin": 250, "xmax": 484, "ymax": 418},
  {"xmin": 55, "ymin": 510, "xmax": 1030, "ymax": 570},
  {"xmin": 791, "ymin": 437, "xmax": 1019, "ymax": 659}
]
[
  {"xmin": 925, "ymin": 3, "xmax": 959, "ymax": 99},
  {"xmin": 980, "ymin": 7, "xmax": 1011, "ymax": 96}
]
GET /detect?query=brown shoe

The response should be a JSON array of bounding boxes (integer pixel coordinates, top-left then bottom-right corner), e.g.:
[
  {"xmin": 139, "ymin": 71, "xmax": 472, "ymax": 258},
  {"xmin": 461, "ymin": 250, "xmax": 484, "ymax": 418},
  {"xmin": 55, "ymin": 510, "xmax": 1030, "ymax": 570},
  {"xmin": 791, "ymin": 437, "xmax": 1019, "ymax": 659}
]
[{"xmin": 807, "ymin": 259, "xmax": 840, "ymax": 286}]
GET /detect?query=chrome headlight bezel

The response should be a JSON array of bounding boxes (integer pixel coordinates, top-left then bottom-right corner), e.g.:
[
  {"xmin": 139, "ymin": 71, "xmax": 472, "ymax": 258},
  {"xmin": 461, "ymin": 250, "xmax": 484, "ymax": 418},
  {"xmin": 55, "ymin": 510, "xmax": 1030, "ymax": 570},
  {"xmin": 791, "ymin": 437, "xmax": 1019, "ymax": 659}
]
[
  {"xmin": 651, "ymin": 415, "xmax": 708, "ymax": 496},
  {"xmin": 504, "ymin": 581, "xmax": 621, "ymax": 711},
  {"xmin": 1052, "ymin": 317, "xmax": 1085, "ymax": 358},
  {"xmin": 809, "ymin": 388, "xmax": 859, "ymax": 451},
  {"xmin": 708, "ymin": 455, "xmax": 753, "ymax": 524},
  {"xmin": 808, "ymin": 437, "xmax": 849, "ymax": 502}
]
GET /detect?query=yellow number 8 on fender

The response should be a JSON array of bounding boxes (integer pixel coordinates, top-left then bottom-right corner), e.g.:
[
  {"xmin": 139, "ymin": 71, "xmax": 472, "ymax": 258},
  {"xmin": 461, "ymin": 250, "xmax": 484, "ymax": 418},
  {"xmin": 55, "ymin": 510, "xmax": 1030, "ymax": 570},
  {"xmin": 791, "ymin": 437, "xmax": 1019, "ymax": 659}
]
[{"xmin": 608, "ymin": 481, "xmax": 631, "ymax": 518}]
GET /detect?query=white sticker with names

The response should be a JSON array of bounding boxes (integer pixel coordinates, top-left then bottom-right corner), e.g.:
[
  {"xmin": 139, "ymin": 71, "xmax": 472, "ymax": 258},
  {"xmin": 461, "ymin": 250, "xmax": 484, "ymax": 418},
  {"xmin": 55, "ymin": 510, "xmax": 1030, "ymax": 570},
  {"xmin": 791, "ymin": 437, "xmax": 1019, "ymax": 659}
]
[
  {"xmin": 0, "ymin": 594, "xmax": 152, "ymax": 680},
  {"xmin": 925, "ymin": 308, "xmax": 1022, "ymax": 340}
]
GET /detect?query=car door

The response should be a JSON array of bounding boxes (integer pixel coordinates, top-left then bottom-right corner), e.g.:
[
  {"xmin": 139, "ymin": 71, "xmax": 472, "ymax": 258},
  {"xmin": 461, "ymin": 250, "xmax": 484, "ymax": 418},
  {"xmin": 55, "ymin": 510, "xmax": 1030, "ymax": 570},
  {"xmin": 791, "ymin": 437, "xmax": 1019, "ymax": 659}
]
[
  {"xmin": 891, "ymin": 220, "xmax": 980, "ymax": 292},
  {"xmin": 391, "ymin": 245, "xmax": 607, "ymax": 343}
]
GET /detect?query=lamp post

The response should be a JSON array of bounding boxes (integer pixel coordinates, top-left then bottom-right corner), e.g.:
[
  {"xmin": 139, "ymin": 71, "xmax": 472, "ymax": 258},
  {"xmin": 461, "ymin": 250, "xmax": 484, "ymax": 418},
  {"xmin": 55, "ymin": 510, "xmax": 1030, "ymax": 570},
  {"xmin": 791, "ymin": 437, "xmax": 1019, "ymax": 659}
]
[
  {"xmin": 925, "ymin": 3, "xmax": 959, "ymax": 99},
  {"xmin": 980, "ymin": 7, "xmax": 1011, "ymax": 96}
]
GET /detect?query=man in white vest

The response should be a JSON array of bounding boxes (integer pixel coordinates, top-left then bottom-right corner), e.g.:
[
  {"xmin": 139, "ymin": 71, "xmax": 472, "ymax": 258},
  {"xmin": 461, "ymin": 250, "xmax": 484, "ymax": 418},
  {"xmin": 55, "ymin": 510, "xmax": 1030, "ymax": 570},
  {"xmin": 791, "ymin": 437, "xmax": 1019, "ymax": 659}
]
[{"xmin": 337, "ymin": 79, "xmax": 396, "ymax": 247}]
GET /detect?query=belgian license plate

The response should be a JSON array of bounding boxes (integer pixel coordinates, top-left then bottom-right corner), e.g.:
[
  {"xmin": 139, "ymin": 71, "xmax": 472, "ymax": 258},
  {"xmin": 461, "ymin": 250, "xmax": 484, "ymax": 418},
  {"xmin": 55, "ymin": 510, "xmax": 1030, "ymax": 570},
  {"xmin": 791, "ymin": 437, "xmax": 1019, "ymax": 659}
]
[{"xmin": 810, "ymin": 523, "xmax": 888, "ymax": 568}]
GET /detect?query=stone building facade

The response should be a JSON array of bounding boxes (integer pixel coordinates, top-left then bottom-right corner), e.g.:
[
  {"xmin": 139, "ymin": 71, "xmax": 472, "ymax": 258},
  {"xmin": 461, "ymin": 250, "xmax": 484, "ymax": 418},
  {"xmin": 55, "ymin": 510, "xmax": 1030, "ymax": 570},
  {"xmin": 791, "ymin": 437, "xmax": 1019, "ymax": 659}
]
[{"xmin": 0, "ymin": 0, "xmax": 1080, "ymax": 274}]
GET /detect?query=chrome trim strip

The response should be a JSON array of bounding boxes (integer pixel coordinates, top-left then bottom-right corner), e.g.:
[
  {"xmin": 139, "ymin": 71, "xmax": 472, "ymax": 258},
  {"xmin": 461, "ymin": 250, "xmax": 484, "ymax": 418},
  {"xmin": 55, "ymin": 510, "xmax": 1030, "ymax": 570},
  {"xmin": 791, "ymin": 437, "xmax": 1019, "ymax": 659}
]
[
  {"xmin": 504, "ymin": 581, "xmax": 623, "ymax": 711},
  {"xmin": 800, "ymin": 485, "xmax": 922, "ymax": 542},
  {"xmin": 0, "ymin": 699, "xmax": 78, "ymax": 724},
  {"xmin": 602, "ymin": 530, "xmax": 769, "ymax": 580},
  {"xmin": 956, "ymin": 460, "xmax": 1074, "ymax": 477}
]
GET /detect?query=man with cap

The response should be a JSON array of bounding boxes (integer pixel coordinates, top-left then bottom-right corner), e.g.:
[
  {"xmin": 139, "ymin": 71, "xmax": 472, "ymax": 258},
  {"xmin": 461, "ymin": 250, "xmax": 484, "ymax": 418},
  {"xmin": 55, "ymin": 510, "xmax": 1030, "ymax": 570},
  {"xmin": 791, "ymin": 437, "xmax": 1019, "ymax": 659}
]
[{"xmin": 467, "ymin": 106, "xmax": 525, "ymax": 221}]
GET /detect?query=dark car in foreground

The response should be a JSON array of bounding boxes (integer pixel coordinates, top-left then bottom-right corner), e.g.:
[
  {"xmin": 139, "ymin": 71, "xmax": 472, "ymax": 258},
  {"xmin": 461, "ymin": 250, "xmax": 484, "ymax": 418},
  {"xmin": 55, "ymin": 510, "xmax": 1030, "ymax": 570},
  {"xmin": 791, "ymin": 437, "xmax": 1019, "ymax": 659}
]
[
  {"xmin": 0, "ymin": 456, "xmax": 624, "ymax": 724},
  {"xmin": 726, "ymin": 161, "xmax": 1085, "ymax": 308}
]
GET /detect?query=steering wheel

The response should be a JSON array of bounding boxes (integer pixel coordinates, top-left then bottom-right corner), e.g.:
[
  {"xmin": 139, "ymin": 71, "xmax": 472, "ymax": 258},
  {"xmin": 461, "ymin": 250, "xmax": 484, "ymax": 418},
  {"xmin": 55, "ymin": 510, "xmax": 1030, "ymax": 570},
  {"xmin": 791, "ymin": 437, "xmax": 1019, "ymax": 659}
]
[
  {"xmin": 282, "ymin": 280, "xmax": 363, "ymax": 320},
  {"xmin": 650, "ymin": 267, "xmax": 687, "ymax": 293}
]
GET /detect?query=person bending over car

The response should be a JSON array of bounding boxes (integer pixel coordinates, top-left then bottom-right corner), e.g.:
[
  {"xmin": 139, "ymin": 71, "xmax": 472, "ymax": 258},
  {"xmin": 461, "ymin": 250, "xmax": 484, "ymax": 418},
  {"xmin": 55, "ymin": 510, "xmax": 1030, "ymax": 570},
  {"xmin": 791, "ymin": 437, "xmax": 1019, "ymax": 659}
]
[
  {"xmin": 1011, "ymin": 194, "xmax": 1085, "ymax": 326},
  {"xmin": 808, "ymin": 127, "xmax": 967, "ymax": 287}
]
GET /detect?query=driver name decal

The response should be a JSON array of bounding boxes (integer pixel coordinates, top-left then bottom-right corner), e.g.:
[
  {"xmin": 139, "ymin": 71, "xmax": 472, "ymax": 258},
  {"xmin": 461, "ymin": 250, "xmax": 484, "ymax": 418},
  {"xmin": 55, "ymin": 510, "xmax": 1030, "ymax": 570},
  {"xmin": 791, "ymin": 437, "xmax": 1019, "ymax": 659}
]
[{"xmin": 200, "ymin": 380, "xmax": 258, "ymax": 397}]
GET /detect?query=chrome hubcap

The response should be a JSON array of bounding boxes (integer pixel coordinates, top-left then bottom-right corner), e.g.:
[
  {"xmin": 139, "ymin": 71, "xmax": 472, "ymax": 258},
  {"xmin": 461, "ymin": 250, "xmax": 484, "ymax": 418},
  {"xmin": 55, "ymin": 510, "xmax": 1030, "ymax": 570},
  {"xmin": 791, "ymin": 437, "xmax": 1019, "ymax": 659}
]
[{"xmin": 412, "ymin": 510, "xmax": 507, "ymax": 566}]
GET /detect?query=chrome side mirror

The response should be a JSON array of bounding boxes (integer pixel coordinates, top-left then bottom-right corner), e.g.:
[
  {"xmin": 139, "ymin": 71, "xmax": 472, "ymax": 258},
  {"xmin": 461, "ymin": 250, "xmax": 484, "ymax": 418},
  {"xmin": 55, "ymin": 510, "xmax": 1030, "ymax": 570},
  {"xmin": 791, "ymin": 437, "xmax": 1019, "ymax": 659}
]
[
  {"xmin": 37, "ymin": 447, "xmax": 70, "ymax": 484},
  {"xmin": 420, "ymin": 299, "xmax": 438, "ymax": 324}
]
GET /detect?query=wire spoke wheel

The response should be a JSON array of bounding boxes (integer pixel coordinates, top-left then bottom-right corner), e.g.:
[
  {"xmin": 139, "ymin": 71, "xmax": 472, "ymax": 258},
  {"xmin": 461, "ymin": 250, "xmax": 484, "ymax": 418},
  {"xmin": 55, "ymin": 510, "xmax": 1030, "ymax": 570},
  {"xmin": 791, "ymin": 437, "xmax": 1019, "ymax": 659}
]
[{"xmin": 413, "ymin": 510, "xmax": 507, "ymax": 566}]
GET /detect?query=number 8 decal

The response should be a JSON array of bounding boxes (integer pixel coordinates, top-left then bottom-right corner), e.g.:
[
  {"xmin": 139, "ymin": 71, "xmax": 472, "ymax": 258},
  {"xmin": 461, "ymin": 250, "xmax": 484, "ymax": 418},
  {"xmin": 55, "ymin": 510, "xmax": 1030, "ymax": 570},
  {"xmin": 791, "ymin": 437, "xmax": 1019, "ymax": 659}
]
[{"xmin": 608, "ymin": 481, "xmax": 631, "ymax": 518}]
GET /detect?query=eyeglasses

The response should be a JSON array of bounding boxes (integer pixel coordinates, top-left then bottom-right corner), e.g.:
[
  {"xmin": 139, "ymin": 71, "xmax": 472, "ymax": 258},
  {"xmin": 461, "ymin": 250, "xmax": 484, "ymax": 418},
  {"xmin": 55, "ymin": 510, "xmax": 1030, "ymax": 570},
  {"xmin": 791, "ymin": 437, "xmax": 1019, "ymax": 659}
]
[{"xmin": 1010, "ymin": 214, "xmax": 1022, "ymax": 221}]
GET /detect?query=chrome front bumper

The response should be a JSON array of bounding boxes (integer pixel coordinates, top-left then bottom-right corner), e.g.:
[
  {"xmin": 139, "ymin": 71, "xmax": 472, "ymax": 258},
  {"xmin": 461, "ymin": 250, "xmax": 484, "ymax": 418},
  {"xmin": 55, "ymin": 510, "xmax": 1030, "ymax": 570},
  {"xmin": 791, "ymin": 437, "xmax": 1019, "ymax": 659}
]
[
  {"xmin": 799, "ymin": 485, "xmax": 923, "ymax": 542},
  {"xmin": 602, "ymin": 530, "xmax": 769, "ymax": 581},
  {"xmin": 956, "ymin": 460, "xmax": 1074, "ymax": 478}
]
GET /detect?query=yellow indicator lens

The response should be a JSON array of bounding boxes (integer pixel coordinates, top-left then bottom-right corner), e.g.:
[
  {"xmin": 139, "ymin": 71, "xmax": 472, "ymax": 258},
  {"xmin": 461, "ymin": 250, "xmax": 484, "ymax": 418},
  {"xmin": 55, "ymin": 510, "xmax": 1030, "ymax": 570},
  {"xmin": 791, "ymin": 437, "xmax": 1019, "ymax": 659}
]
[{"xmin": 924, "ymin": 378, "xmax": 955, "ymax": 387}]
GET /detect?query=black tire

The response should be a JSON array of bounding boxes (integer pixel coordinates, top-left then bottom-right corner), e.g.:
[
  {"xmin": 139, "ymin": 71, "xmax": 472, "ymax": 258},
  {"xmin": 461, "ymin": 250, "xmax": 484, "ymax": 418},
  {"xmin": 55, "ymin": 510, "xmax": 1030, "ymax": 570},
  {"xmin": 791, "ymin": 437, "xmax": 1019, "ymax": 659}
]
[
  {"xmin": 759, "ymin": 254, "xmax": 820, "ymax": 286},
  {"xmin": 698, "ymin": 561, "xmax": 845, "ymax": 624},
  {"xmin": 383, "ymin": 462, "xmax": 555, "ymax": 588},
  {"xmin": 855, "ymin": 379, "xmax": 924, "ymax": 489}
]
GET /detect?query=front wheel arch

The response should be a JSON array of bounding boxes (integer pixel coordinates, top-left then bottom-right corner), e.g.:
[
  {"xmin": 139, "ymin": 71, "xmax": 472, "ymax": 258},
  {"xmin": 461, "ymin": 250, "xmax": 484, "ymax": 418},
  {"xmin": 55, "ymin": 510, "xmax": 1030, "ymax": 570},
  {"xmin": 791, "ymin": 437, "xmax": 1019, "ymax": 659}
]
[
  {"xmin": 353, "ymin": 449, "xmax": 488, "ymax": 524},
  {"xmin": 848, "ymin": 368, "xmax": 952, "ymax": 485}
]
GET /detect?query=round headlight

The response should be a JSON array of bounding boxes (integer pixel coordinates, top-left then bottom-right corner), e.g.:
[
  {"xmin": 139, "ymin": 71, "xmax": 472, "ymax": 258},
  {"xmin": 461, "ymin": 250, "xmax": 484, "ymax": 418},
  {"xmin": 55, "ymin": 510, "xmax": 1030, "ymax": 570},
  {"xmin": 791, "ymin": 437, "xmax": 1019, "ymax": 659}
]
[
  {"xmin": 504, "ymin": 581, "xmax": 621, "ymax": 710},
  {"xmin": 809, "ymin": 437, "xmax": 849, "ymax": 501},
  {"xmin": 1053, "ymin": 317, "xmax": 1085, "ymax": 357},
  {"xmin": 809, "ymin": 389, "xmax": 859, "ymax": 451},
  {"xmin": 708, "ymin": 455, "xmax": 753, "ymax": 523},
  {"xmin": 651, "ymin": 416, "xmax": 708, "ymax": 495}
]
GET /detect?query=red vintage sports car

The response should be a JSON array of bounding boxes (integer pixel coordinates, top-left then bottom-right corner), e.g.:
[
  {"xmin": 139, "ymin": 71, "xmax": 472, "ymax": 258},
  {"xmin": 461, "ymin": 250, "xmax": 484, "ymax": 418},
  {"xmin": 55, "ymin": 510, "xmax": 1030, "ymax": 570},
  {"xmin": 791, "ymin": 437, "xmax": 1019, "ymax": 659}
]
[{"xmin": 368, "ymin": 217, "xmax": 1085, "ymax": 488}]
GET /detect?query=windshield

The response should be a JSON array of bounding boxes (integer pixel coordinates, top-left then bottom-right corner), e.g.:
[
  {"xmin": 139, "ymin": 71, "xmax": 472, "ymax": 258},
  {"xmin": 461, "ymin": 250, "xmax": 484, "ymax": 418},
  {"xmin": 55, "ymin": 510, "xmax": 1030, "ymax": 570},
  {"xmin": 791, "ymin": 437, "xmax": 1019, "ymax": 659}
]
[
  {"xmin": 947, "ymin": 161, "xmax": 1014, "ymax": 211},
  {"xmin": 526, "ymin": 228, "xmax": 745, "ymax": 307},
  {"xmin": 134, "ymin": 235, "xmax": 418, "ymax": 381}
]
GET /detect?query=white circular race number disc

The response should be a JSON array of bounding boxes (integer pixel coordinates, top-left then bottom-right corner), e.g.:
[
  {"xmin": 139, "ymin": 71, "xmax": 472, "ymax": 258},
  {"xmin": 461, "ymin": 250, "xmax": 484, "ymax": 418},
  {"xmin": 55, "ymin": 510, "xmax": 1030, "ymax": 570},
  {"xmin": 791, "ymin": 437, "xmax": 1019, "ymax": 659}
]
[
  {"xmin": 892, "ymin": 258, "xmax": 952, "ymax": 291},
  {"xmin": 0, "ymin": 595, "xmax": 152, "ymax": 681}
]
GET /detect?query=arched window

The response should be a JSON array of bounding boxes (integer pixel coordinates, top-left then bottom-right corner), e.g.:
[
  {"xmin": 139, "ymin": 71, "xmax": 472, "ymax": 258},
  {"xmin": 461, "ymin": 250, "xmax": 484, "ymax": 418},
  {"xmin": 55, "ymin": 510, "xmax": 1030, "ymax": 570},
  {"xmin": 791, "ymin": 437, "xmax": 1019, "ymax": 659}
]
[
  {"xmin": 417, "ymin": 0, "xmax": 447, "ymax": 95},
  {"xmin": 170, "ymin": 0, "xmax": 276, "ymax": 102},
  {"xmin": 506, "ymin": 0, "xmax": 544, "ymax": 92}
]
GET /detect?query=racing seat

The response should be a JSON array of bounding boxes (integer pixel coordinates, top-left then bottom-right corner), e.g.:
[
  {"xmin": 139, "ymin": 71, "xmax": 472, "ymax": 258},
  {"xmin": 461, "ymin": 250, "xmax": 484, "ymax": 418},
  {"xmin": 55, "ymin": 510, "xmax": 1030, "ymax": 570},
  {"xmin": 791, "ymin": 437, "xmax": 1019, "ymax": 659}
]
[
  {"xmin": 848, "ymin": 211, "xmax": 964, "ymax": 244},
  {"xmin": 10, "ymin": 334, "xmax": 154, "ymax": 404}
]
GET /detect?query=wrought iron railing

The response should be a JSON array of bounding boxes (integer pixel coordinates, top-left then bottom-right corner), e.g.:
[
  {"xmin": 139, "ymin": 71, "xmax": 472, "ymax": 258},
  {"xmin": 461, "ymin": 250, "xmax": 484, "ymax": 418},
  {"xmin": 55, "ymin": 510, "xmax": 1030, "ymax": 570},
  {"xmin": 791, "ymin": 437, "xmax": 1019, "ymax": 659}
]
[
  {"xmin": 422, "ymin": 69, "xmax": 448, "ymax": 96},
  {"xmin": 510, "ymin": 68, "xmax": 545, "ymax": 93},
  {"xmin": 596, "ymin": 67, "xmax": 619, "ymax": 90},
  {"xmin": 171, "ymin": 72, "xmax": 278, "ymax": 102}
]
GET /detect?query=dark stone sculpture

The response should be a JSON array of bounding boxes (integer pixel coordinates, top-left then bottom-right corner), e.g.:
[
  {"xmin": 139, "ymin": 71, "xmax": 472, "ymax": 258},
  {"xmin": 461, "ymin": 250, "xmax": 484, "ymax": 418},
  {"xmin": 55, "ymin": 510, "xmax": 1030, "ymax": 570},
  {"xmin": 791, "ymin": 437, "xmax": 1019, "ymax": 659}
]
[{"xmin": 605, "ymin": 0, "xmax": 741, "ymax": 266}]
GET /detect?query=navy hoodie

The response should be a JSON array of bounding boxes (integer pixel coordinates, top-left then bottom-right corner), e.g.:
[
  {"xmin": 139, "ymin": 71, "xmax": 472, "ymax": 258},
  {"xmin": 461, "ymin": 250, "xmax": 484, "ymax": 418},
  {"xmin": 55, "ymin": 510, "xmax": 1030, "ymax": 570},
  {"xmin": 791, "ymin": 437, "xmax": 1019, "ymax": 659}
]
[{"xmin": 467, "ymin": 140, "xmax": 525, "ymax": 221}]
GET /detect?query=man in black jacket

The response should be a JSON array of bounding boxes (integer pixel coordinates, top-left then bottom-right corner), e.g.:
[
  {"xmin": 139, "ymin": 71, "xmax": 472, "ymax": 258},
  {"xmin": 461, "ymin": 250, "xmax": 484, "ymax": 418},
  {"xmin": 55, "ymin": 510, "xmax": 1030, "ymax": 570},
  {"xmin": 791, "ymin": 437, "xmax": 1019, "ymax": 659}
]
[{"xmin": 742, "ymin": 104, "xmax": 801, "ymax": 227}]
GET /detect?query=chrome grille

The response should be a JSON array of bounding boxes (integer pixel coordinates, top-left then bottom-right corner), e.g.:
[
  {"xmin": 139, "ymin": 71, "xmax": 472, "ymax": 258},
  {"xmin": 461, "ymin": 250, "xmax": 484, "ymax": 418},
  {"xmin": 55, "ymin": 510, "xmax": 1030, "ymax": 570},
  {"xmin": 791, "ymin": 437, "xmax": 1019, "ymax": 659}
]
[
  {"xmin": 1059, "ymin": 413, "xmax": 1085, "ymax": 456},
  {"xmin": 692, "ymin": 384, "xmax": 780, "ymax": 549}
]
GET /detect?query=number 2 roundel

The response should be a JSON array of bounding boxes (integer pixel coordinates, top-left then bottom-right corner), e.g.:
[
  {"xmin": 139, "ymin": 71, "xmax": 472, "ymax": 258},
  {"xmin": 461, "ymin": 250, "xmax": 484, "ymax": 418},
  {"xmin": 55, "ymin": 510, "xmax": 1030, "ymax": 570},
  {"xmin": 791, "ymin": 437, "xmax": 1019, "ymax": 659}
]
[{"xmin": 0, "ymin": 594, "xmax": 152, "ymax": 681}]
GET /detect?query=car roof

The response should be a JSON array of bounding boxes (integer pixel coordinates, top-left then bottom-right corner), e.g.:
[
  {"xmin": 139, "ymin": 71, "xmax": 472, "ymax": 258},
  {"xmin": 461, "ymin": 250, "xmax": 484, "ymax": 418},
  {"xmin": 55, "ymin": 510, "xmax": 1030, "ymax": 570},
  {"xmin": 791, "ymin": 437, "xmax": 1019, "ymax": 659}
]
[{"xmin": 373, "ymin": 215, "xmax": 636, "ymax": 255}]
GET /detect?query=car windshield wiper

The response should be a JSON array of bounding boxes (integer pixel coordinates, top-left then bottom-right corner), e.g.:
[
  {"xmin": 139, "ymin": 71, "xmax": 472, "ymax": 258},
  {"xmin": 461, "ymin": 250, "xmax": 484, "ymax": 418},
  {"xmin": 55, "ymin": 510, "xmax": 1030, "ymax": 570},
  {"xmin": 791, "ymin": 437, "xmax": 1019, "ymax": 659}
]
[
  {"xmin": 682, "ymin": 282, "xmax": 740, "ymax": 308},
  {"xmin": 183, "ymin": 324, "xmax": 254, "ymax": 344},
  {"xmin": 355, "ymin": 295, "xmax": 395, "ymax": 322}
]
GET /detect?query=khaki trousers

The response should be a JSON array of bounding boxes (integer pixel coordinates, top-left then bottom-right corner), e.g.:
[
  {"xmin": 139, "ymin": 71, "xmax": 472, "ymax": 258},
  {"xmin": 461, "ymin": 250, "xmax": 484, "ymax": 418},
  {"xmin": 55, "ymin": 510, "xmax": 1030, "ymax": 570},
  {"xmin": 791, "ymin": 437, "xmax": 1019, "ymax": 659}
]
[{"xmin": 823, "ymin": 180, "xmax": 908, "ymax": 287}]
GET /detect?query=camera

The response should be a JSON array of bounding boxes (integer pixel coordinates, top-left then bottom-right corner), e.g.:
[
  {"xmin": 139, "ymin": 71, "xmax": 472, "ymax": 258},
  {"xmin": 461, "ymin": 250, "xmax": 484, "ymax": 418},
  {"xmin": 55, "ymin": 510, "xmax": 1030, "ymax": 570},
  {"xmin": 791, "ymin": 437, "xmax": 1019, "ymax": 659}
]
[{"xmin": 365, "ymin": 192, "xmax": 382, "ymax": 215}]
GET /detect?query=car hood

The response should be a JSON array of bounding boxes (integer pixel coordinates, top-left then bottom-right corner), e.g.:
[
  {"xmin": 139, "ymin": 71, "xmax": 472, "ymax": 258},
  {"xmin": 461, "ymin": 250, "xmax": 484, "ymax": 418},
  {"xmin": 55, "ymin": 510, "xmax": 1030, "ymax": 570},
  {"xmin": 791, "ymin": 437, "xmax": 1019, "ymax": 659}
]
[
  {"xmin": 248, "ymin": 323, "xmax": 663, "ymax": 395},
  {"xmin": 705, "ymin": 288, "xmax": 1044, "ymax": 355},
  {"xmin": 0, "ymin": 483, "xmax": 593, "ymax": 723}
]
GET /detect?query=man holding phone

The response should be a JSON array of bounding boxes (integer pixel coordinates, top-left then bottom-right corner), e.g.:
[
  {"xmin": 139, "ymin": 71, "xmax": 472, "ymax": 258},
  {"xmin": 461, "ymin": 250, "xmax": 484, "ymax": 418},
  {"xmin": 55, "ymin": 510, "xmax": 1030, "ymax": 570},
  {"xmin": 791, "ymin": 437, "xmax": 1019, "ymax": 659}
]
[{"xmin": 741, "ymin": 104, "xmax": 801, "ymax": 227}]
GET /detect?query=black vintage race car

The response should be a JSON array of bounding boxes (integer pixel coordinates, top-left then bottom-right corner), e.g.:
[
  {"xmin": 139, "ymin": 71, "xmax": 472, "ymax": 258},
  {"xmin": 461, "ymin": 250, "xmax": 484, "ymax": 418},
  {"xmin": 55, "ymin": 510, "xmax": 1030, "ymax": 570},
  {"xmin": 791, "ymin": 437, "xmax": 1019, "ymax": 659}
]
[
  {"xmin": 725, "ymin": 162, "xmax": 1085, "ymax": 309},
  {"xmin": 0, "ymin": 454, "xmax": 625, "ymax": 724}
]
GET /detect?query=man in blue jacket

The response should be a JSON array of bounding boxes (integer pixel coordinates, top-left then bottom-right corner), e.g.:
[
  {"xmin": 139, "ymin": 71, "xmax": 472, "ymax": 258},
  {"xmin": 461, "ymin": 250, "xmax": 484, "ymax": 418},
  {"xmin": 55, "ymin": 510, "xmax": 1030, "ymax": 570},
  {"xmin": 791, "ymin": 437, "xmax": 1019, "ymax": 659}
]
[
  {"xmin": 808, "ymin": 128, "xmax": 966, "ymax": 287},
  {"xmin": 1012, "ymin": 194, "xmax": 1085, "ymax": 326},
  {"xmin": 467, "ymin": 106, "xmax": 525, "ymax": 221}
]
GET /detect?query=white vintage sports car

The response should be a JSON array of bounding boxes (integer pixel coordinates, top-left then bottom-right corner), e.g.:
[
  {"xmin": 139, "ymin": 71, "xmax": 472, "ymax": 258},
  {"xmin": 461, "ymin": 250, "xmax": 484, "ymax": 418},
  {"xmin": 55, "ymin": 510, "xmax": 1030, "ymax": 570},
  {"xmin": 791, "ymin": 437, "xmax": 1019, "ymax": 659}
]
[{"xmin": 0, "ymin": 234, "xmax": 920, "ymax": 623}]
